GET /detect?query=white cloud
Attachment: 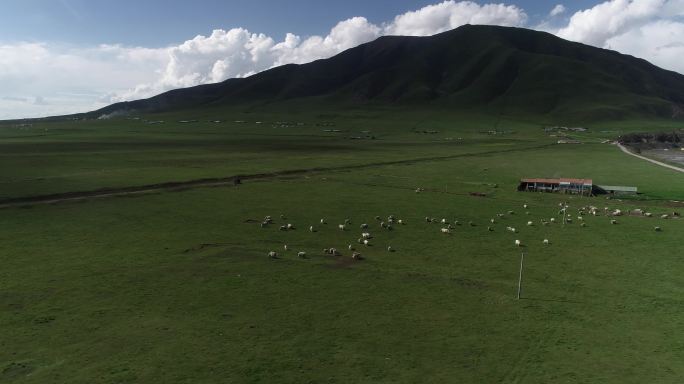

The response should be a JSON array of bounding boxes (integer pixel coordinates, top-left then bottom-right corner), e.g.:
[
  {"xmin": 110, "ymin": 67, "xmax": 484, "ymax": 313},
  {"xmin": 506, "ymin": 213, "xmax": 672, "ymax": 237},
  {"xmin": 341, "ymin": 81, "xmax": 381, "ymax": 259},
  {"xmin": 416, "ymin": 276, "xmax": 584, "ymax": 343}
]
[
  {"xmin": 384, "ymin": 1, "xmax": 527, "ymax": 36},
  {"xmin": 550, "ymin": 4, "xmax": 567, "ymax": 17},
  {"xmin": 556, "ymin": 0, "xmax": 684, "ymax": 75}
]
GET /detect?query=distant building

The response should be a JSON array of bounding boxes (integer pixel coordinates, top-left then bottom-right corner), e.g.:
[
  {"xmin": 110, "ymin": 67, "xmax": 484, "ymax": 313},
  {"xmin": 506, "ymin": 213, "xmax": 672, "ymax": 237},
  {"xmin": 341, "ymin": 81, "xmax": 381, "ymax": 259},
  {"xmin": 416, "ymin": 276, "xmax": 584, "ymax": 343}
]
[
  {"xmin": 518, "ymin": 178, "xmax": 638, "ymax": 196},
  {"xmin": 594, "ymin": 185, "xmax": 638, "ymax": 195}
]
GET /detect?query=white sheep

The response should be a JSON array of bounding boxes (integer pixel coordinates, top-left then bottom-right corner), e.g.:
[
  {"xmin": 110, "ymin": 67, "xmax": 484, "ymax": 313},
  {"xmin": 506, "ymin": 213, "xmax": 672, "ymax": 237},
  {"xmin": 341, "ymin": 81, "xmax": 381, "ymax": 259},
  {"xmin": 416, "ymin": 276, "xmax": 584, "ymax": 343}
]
[
  {"xmin": 490, "ymin": 219, "xmax": 496, "ymax": 224},
  {"xmin": 283, "ymin": 244, "xmax": 288, "ymax": 251},
  {"xmin": 309, "ymin": 226, "xmax": 314, "ymax": 232},
  {"xmin": 550, "ymin": 218, "xmax": 556, "ymax": 223},
  {"xmin": 362, "ymin": 232, "xmax": 372, "ymax": 239},
  {"xmin": 611, "ymin": 219, "xmax": 617, "ymax": 225},
  {"xmin": 268, "ymin": 251, "xmax": 278, "ymax": 258},
  {"xmin": 655, "ymin": 226, "xmax": 662, "ymax": 232},
  {"xmin": 387, "ymin": 246, "xmax": 393, "ymax": 252},
  {"xmin": 441, "ymin": 218, "xmax": 447, "ymax": 224},
  {"xmin": 645, "ymin": 212, "xmax": 653, "ymax": 217},
  {"xmin": 348, "ymin": 244, "xmax": 353, "ymax": 251},
  {"xmin": 661, "ymin": 214, "xmax": 669, "ymax": 219},
  {"xmin": 527, "ymin": 221, "xmax": 533, "ymax": 226},
  {"xmin": 515, "ymin": 240, "xmax": 521, "ymax": 247},
  {"xmin": 287, "ymin": 223, "xmax": 294, "ymax": 229},
  {"xmin": 363, "ymin": 239, "xmax": 370, "ymax": 246},
  {"xmin": 351, "ymin": 252, "xmax": 363, "ymax": 260},
  {"xmin": 398, "ymin": 219, "xmax": 404, "ymax": 225},
  {"xmin": 338, "ymin": 224, "xmax": 346, "ymax": 231},
  {"xmin": 441, "ymin": 228, "xmax": 451, "ymax": 234},
  {"xmin": 360, "ymin": 223, "xmax": 369, "ymax": 229},
  {"xmin": 543, "ymin": 239, "xmax": 549, "ymax": 245},
  {"xmin": 320, "ymin": 218, "xmax": 326, "ymax": 224},
  {"xmin": 523, "ymin": 204, "xmax": 528, "ymax": 209},
  {"xmin": 297, "ymin": 251, "xmax": 307, "ymax": 258}
]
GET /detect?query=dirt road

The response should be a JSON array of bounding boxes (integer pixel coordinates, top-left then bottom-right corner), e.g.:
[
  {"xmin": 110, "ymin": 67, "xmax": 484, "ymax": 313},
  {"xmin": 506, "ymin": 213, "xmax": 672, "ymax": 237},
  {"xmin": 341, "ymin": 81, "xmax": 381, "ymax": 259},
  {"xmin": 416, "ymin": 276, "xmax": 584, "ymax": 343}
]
[{"xmin": 617, "ymin": 143, "xmax": 684, "ymax": 174}]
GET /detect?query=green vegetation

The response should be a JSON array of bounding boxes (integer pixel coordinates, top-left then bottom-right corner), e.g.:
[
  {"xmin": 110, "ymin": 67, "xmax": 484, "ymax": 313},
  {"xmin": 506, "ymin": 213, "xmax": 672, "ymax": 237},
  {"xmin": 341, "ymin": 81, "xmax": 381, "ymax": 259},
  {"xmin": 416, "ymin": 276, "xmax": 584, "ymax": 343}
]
[
  {"xmin": 2, "ymin": 106, "xmax": 684, "ymax": 383},
  {"xmin": 87, "ymin": 25, "xmax": 684, "ymax": 123}
]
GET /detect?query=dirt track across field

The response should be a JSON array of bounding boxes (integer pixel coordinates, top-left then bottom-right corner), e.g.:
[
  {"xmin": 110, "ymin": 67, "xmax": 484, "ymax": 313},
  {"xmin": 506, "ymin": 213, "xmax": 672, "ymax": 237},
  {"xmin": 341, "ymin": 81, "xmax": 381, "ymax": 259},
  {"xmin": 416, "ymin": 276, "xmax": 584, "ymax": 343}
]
[{"xmin": 0, "ymin": 143, "xmax": 556, "ymax": 209}]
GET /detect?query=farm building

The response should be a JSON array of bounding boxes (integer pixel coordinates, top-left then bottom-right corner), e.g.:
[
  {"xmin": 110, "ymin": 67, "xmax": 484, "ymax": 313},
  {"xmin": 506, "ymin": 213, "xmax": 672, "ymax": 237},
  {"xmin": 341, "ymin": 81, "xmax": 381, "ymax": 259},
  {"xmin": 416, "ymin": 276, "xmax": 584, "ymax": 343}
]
[
  {"xmin": 518, "ymin": 178, "xmax": 638, "ymax": 196},
  {"xmin": 518, "ymin": 178, "xmax": 593, "ymax": 195},
  {"xmin": 594, "ymin": 185, "xmax": 638, "ymax": 195}
]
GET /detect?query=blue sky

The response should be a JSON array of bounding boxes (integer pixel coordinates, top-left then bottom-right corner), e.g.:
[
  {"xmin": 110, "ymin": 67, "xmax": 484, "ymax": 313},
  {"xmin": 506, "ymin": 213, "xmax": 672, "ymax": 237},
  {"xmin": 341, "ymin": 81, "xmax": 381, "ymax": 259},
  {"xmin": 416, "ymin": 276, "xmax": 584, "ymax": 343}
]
[
  {"xmin": 2, "ymin": 0, "xmax": 598, "ymax": 46},
  {"xmin": 1, "ymin": 0, "xmax": 683, "ymax": 119}
]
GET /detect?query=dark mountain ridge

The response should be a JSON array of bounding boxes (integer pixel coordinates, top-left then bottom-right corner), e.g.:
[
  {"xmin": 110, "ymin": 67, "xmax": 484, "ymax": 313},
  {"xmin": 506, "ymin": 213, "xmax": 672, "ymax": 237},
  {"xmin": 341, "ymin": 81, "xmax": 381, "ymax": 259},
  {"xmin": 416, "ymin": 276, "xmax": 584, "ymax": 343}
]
[{"xmin": 90, "ymin": 24, "xmax": 684, "ymax": 121}]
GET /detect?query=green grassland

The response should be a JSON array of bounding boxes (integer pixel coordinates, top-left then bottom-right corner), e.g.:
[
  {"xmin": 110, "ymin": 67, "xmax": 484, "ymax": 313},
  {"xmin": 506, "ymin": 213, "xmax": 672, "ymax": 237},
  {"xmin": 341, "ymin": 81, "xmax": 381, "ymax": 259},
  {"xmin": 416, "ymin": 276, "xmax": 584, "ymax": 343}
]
[{"xmin": 2, "ymin": 108, "xmax": 684, "ymax": 383}]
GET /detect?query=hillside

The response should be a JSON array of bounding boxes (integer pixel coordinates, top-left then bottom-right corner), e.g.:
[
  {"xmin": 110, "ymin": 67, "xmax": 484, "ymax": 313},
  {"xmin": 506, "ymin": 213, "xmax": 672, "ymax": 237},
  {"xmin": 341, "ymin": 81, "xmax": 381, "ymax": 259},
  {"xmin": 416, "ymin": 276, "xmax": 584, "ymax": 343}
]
[{"xmin": 91, "ymin": 25, "xmax": 684, "ymax": 121}]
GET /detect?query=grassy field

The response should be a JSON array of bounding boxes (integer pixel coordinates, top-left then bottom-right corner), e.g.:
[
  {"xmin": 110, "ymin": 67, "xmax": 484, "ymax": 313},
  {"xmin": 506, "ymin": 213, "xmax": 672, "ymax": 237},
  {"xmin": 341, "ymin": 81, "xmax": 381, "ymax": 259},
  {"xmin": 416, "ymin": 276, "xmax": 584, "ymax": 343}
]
[{"xmin": 2, "ymin": 109, "xmax": 684, "ymax": 383}]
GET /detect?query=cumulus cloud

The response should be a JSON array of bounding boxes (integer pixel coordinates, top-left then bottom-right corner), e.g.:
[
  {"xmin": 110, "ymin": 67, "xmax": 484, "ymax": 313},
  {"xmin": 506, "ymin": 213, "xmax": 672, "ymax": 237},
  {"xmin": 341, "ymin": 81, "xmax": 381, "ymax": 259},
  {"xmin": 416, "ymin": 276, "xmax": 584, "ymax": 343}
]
[
  {"xmin": 556, "ymin": 0, "xmax": 684, "ymax": 75},
  {"xmin": 384, "ymin": 1, "xmax": 526, "ymax": 36},
  {"xmin": 550, "ymin": 4, "xmax": 567, "ymax": 17}
]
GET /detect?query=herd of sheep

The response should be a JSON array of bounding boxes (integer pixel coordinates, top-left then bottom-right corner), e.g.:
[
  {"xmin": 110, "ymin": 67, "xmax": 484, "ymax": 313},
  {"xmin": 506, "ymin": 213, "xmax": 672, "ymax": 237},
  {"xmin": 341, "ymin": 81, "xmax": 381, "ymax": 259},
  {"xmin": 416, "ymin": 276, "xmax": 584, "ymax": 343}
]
[{"xmin": 260, "ymin": 201, "xmax": 677, "ymax": 260}]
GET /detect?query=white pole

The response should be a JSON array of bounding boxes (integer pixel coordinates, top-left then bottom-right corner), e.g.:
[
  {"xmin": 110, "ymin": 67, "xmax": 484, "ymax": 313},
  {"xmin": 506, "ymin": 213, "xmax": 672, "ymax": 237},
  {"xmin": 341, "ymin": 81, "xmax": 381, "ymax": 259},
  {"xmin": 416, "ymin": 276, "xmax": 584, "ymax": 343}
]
[{"xmin": 517, "ymin": 251, "xmax": 525, "ymax": 300}]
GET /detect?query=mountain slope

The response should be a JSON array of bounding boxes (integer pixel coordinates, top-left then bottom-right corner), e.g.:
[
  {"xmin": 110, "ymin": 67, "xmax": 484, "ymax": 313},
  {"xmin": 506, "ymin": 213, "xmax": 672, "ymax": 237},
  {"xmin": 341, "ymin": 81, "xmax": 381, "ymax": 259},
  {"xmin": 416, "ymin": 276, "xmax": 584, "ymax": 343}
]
[{"xmin": 92, "ymin": 25, "xmax": 684, "ymax": 120}]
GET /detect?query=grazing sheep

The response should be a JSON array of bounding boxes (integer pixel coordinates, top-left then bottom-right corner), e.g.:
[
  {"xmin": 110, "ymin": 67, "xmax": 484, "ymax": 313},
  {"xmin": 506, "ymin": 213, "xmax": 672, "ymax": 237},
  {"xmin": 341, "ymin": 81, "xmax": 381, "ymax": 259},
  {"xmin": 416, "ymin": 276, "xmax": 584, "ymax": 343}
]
[
  {"xmin": 550, "ymin": 218, "xmax": 556, "ymax": 223},
  {"xmin": 611, "ymin": 219, "xmax": 618, "ymax": 225},
  {"xmin": 279, "ymin": 225, "xmax": 288, "ymax": 231},
  {"xmin": 655, "ymin": 226, "xmax": 662, "ymax": 232},
  {"xmin": 523, "ymin": 204, "xmax": 528, "ymax": 209},
  {"xmin": 348, "ymin": 244, "xmax": 353, "ymax": 251},
  {"xmin": 351, "ymin": 252, "xmax": 363, "ymax": 260},
  {"xmin": 398, "ymin": 219, "xmax": 404, "ymax": 225},
  {"xmin": 360, "ymin": 223, "xmax": 369, "ymax": 229},
  {"xmin": 565, "ymin": 218, "xmax": 572, "ymax": 224},
  {"xmin": 357, "ymin": 238, "xmax": 364, "ymax": 244},
  {"xmin": 488, "ymin": 226, "xmax": 494, "ymax": 232},
  {"xmin": 661, "ymin": 214, "xmax": 669, "ymax": 219},
  {"xmin": 268, "ymin": 251, "xmax": 278, "ymax": 259},
  {"xmin": 260, "ymin": 222, "xmax": 268, "ymax": 228},
  {"xmin": 297, "ymin": 251, "xmax": 307, "ymax": 258},
  {"xmin": 490, "ymin": 219, "xmax": 496, "ymax": 224},
  {"xmin": 283, "ymin": 245, "xmax": 288, "ymax": 251},
  {"xmin": 515, "ymin": 240, "xmax": 521, "ymax": 247},
  {"xmin": 387, "ymin": 246, "xmax": 394, "ymax": 252},
  {"xmin": 527, "ymin": 221, "xmax": 533, "ymax": 226},
  {"xmin": 320, "ymin": 219, "xmax": 326, "ymax": 224},
  {"xmin": 338, "ymin": 224, "xmax": 346, "ymax": 231},
  {"xmin": 508, "ymin": 210, "xmax": 515, "ymax": 215},
  {"xmin": 331, "ymin": 248, "xmax": 341, "ymax": 256},
  {"xmin": 363, "ymin": 239, "xmax": 370, "ymax": 246},
  {"xmin": 645, "ymin": 212, "xmax": 653, "ymax": 217},
  {"xmin": 543, "ymin": 239, "xmax": 549, "ymax": 245},
  {"xmin": 309, "ymin": 226, "xmax": 314, "ymax": 232},
  {"xmin": 581, "ymin": 223, "xmax": 587, "ymax": 227},
  {"xmin": 441, "ymin": 228, "xmax": 451, "ymax": 234},
  {"xmin": 497, "ymin": 213, "xmax": 505, "ymax": 218},
  {"xmin": 380, "ymin": 222, "xmax": 386, "ymax": 228},
  {"xmin": 577, "ymin": 216, "xmax": 583, "ymax": 221},
  {"xmin": 441, "ymin": 218, "xmax": 447, "ymax": 224},
  {"xmin": 287, "ymin": 223, "xmax": 294, "ymax": 229},
  {"xmin": 425, "ymin": 216, "xmax": 431, "ymax": 223},
  {"xmin": 362, "ymin": 232, "xmax": 372, "ymax": 239}
]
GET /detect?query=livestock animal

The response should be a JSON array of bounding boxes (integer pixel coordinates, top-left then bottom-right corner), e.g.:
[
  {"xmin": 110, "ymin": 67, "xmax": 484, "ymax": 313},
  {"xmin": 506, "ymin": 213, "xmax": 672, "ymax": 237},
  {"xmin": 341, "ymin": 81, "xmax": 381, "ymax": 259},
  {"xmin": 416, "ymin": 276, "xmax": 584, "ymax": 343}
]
[{"xmin": 268, "ymin": 251, "xmax": 278, "ymax": 259}]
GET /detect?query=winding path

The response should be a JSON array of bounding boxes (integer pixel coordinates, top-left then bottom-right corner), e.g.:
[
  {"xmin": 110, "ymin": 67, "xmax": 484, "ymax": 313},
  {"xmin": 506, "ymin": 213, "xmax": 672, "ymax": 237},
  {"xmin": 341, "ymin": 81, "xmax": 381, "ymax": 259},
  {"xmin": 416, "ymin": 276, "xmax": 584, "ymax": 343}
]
[{"xmin": 617, "ymin": 143, "xmax": 684, "ymax": 174}]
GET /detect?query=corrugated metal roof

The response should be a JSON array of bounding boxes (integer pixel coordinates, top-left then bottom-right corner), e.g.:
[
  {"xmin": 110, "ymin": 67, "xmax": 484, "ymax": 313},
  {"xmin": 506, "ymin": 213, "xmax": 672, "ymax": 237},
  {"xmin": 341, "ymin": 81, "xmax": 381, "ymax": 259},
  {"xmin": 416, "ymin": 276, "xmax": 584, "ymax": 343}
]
[
  {"xmin": 597, "ymin": 185, "xmax": 638, "ymax": 192},
  {"xmin": 521, "ymin": 178, "xmax": 592, "ymax": 185}
]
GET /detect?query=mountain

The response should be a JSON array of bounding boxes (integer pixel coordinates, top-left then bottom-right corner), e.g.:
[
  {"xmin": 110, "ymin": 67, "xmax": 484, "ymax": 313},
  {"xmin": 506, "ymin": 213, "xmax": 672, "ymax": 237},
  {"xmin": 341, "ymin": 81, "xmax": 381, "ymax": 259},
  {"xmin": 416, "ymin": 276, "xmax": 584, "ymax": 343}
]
[{"xmin": 92, "ymin": 25, "xmax": 684, "ymax": 121}]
